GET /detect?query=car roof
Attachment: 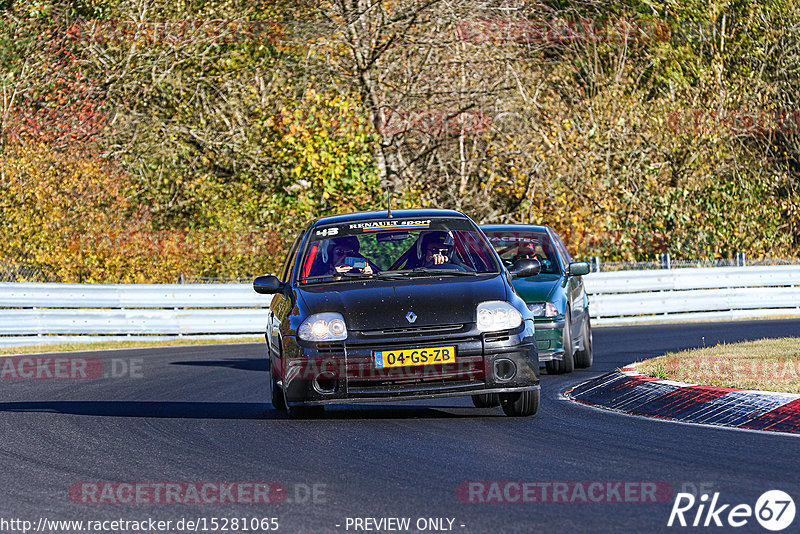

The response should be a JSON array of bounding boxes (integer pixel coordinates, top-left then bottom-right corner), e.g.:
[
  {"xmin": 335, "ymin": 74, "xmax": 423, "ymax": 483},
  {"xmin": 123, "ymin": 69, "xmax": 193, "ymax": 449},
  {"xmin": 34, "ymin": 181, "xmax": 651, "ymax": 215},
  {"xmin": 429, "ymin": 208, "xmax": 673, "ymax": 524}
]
[
  {"xmin": 481, "ymin": 224, "xmax": 551, "ymax": 233},
  {"xmin": 311, "ymin": 209, "xmax": 470, "ymax": 227}
]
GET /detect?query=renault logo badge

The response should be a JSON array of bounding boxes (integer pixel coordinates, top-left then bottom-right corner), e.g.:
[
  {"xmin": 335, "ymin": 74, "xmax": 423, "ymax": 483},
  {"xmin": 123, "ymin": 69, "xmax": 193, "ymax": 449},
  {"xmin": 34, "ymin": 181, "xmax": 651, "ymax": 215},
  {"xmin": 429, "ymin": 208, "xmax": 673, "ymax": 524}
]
[{"xmin": 405, "ymin": 312, "xmax": 417, "ymax": 323}]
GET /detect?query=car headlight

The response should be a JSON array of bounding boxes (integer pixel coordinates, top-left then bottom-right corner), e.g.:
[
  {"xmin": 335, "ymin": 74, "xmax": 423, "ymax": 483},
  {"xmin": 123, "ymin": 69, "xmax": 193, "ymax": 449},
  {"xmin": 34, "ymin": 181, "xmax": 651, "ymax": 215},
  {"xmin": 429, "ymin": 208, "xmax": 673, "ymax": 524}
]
[
  {"xmin": 477, "ymin": 301, "xmax": 523, "ymax": 332},
  {"xmin": 298, "ymin": 312, "xmax": 348, "ymax": 342},
  {"xmin": 527, "ymin": 302, "xmax": 559, "ymax": 317}
]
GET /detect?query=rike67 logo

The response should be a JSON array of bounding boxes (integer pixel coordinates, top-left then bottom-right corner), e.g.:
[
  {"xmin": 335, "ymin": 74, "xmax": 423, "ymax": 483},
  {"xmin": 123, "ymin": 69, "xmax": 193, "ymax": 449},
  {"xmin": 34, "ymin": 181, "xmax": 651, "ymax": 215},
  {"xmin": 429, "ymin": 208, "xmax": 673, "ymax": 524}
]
[{"xmin": 668, "ymin": 490, "xmax": 796, "ymax": 531}]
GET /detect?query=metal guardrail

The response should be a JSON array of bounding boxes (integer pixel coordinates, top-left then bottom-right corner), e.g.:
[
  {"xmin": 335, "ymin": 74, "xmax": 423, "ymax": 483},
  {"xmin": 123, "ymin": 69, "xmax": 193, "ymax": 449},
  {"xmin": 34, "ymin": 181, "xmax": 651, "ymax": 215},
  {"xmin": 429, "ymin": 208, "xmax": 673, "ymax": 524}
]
[
  {"xmin": 589, "ymin": 254, "xmax": 800, "ymax": 271},
  {"xmin": 0, "ymin": 282, "xmax": 273, "ymax": 347},
  {"xmin": 1, "ymin": 264, "xmax": 799, "ymax": 346},
  {"xmin": 584, "ymin": 265, "xmax": 800, "ymax": 325},
  {"xmin": 0, "ymin": 283, "xmax": 266, "ymax": 308}
]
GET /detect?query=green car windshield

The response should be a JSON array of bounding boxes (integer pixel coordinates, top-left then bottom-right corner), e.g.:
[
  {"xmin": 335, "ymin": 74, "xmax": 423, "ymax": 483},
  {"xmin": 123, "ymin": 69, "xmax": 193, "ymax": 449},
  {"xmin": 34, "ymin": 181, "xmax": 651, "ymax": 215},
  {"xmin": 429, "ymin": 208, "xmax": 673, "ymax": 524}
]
[
  {"xmin": 298, "ymin": 217, "xmax": 501, "ymax": 283},
  {"xmin": 483, "ymin": 230, "xmax": 562, "ymax": 275}
]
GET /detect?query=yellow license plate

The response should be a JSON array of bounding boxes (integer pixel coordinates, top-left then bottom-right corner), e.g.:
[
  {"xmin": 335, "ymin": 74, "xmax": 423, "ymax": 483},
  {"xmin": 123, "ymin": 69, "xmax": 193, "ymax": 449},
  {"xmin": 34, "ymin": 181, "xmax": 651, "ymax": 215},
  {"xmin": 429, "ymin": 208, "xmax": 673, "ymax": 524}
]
[{"xmin": 374, "ymin": 346, "xmax": 456, "ymax": 368}]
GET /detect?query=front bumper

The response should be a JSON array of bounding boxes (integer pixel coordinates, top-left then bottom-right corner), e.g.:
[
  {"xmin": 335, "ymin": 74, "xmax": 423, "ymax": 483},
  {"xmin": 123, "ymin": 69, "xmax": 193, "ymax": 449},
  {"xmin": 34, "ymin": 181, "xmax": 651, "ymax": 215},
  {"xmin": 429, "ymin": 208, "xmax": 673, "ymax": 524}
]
[
  {"xmin": 294, "ymin": 385, "xmax": 540, "ymax": 406},
  {"xmin": 534, "ymin": 318, "xmax": 565, "ymax": 362},
  {"xmin": 275, "ymin": 322, "xmax": 540, "ymax": 406}
]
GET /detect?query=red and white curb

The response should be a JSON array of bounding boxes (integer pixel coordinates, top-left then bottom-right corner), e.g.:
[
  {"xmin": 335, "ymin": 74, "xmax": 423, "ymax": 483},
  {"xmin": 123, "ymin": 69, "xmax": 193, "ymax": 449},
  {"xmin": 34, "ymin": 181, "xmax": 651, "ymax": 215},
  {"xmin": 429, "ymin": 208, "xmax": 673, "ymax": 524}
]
[{"xmin": 566, "ymin": 366, "xmax": 800, "ymax": 434}]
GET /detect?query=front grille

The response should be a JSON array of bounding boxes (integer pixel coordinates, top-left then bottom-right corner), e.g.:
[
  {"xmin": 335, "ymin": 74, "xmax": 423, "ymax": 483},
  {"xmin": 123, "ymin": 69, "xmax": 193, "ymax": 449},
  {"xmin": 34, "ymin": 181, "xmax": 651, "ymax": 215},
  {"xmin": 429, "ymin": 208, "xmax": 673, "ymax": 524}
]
[
  {"xmin": 338, "ymin": 336, "xmax": 485, "ymax": 396},
  {"xmin": 315, "ymin": 342, "xmax": 344, "ymax": 353},
  {"xmin": 342, "ymin": 353, "xmax": 487, "ymax": 395},
  {"xmin": 359, "ymin": 323, "xmax": 464, "ymax": 337},
  {"xmin": 347, "ymin": 379, "xmax": 484, "ymax": 397}
]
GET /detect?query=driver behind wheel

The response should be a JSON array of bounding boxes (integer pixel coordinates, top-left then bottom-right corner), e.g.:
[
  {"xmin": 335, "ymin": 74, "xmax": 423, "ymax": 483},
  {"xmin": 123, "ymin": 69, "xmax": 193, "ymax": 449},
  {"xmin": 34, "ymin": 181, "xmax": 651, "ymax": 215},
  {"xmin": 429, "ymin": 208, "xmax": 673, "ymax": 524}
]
[
  {"xmin": 514, "ymin": 244, "xmax": 536, "ymax": 264},
  {"xmin": 418, "ymin": 231, "xmax": 455, "ymax": 267}
]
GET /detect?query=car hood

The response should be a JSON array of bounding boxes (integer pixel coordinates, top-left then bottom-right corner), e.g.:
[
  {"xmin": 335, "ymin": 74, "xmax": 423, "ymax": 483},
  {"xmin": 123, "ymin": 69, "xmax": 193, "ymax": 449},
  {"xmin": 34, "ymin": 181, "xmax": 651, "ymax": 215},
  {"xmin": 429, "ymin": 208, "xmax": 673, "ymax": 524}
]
[
  {"xmin": 296, "ymin": 275, "xmax": 507, "ymax": 331},
  {"xmin": 511, "ymin": 273, "xmax": 562, "ymax": 303}
]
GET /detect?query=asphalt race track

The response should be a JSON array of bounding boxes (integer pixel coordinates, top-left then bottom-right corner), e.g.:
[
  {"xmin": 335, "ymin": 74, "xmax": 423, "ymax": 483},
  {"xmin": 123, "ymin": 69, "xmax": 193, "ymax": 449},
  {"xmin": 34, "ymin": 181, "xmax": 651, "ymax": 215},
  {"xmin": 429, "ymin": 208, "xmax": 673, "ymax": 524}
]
[{"xmin": 2, "ymin": 319, "xmax": 800, "ymax": 533}]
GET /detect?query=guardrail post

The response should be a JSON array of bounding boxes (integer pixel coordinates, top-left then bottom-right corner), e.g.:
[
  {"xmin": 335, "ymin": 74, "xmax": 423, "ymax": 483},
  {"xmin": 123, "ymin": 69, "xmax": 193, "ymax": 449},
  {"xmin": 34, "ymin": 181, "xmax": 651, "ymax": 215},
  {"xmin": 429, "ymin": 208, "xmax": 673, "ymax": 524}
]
[
  {"xmin": 660, "ymin": 253, "xmax": 671, "ymax": 270},
  {"xmin": 736, "ymin": 252, "xmax": 746, "ymax": 267},
  {"xmin": 590, "ymin": 256, "xmax": 600, "ymax": 273}
]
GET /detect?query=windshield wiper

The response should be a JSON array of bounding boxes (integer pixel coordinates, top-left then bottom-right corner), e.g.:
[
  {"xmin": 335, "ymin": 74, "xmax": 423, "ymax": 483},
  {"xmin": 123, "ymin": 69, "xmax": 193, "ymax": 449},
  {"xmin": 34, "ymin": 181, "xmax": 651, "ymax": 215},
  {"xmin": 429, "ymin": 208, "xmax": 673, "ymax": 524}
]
[
  {"xmin": 305, "ymin": 268, "xmax": 479, "ymax": 283},
  {"xmin": 299, "ymin": 274, "xmax": 338, "ymax": 284},
  {"xmin": 338, "ymin": 270, "xmax": 377, "ymax": 279},
  {"xmin": 300, "ymin": 271, "xmax": 377, "ymax": 284},
  {"xmin": 377, "ymin": 267, "xmax": 477, "ymax": 278},
  {"xmin": 413, "ymin": 267, "xmax": 478, "ymax": 276}
]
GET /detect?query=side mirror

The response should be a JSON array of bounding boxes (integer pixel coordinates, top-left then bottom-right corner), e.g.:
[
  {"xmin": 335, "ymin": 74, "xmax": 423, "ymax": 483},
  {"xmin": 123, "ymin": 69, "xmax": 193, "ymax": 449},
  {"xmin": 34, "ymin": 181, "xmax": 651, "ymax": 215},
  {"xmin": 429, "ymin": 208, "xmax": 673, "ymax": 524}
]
[
  {"xmin": 508, "ymin": 258, "xmax": 541, "ymax": 279},
  {"xmin": 253, "ymin": 275, "xmax": 284, "ymax": 294},
  {"xmin": 569, "ymin": 261, "xmax": 590, "ymax": 276}
]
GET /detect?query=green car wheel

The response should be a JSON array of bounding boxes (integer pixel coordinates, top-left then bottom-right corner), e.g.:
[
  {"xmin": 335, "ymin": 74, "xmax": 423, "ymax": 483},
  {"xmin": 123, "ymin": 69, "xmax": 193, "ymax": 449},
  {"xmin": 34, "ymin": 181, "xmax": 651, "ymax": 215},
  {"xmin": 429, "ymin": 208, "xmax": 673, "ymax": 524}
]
[
  {"xmin": 545, "ymin": 308, "xmax": 575, "ymax": 374},
  {"xmin": 574, "ymin": 316, "xmax": 593, "ymax": 368}
]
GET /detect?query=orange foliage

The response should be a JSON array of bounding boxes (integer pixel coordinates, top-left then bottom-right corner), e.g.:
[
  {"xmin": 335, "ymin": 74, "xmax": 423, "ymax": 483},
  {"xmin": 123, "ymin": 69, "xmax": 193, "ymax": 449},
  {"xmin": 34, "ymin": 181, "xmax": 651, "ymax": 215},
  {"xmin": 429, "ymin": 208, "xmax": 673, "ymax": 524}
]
[{"xmin": 0, "ymin": 143, "xmax": 283, "ymax": 282}]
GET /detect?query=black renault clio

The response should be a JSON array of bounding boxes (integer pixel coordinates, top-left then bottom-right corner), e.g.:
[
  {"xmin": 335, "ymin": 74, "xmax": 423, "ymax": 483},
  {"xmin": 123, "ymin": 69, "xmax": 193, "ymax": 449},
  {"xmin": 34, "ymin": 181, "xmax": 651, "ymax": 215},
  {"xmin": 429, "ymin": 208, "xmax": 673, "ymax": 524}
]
[{"xmin": 253, "ymin": 209, "xmax": 542, "ymax": 417}]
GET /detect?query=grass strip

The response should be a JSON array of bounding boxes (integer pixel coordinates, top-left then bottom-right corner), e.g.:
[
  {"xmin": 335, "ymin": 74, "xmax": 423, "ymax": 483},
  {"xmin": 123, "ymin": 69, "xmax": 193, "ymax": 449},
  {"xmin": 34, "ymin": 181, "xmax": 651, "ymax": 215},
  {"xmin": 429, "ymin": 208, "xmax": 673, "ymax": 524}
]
[
  {"xmin": 0, "ymin": 337, "xmax": 263, "ymax": 356},
  {"xmin": 635, "ymin": 337, "xmax": 800, "ymax": 394}
]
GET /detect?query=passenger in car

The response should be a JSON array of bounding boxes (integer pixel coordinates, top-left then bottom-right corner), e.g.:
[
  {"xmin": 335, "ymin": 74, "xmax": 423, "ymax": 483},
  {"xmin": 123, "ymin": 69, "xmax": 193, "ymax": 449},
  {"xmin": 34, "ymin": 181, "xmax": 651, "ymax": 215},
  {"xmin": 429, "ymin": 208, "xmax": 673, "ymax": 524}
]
[{"xmin": 312, "ymin": 236, "xmax": 375, "ymax": 275}]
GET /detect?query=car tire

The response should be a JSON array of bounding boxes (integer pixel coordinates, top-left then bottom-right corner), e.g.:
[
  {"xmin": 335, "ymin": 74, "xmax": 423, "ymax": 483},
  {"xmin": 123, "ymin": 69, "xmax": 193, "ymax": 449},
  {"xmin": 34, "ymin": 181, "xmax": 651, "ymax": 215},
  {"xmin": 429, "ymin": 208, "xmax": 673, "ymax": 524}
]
[
  {"xmin": 574, "ymin": 315, "xmax": 593, "ymax": 369},
  {"xmin": 544, "ymin": 308, "xmax": 575, "ymax": 374},
  {"xmin": 270, "ymin": 370, "xmax": 286, "ymax": 410},
  {"xmin": 544, "ymin": 358, "xmax": 562, "ymax": 374},
  {"xmin": 500, "ymin": 389, "xmax": 540, "ymax": 417},
  {"xmin": 472, "ymin": 393, "xmax": 501, "ymax": 408},
  {"xmin": 280, "ymin": 376, "xmax": 324, "ymax": 418},
  {"xmin": 561, "ymin": 308, "xmax": 575, "ymax": 373}
]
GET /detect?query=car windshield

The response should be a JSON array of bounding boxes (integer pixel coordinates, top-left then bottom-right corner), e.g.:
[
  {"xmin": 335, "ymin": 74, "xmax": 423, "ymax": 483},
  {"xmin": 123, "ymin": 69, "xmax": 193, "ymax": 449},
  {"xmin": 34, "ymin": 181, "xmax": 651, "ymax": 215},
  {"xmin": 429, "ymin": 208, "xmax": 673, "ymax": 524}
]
[
  {"xmin": 297, "ymin": 217, "xmax": 501, "ymax": 283},
  {"xmin": 483, "ymin": 229, "xmax": 562, "ymax": 275}
]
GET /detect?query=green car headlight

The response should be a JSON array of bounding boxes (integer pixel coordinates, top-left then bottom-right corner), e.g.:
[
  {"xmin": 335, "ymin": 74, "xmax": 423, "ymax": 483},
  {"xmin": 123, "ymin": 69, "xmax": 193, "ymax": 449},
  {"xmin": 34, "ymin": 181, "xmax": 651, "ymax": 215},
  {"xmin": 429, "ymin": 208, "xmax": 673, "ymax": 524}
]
[{"xmin": 527, "ymin": 302, "xmax": 559, "ymax": 317}]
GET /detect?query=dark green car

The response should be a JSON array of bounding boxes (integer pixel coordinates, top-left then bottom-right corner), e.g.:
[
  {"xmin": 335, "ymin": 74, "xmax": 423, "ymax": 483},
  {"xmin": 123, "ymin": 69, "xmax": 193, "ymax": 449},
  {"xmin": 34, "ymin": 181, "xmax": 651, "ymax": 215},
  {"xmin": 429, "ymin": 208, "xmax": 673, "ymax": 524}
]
[{"xmin": 482, "ymin": 225, "xmax": 593, "ymax": 374}]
